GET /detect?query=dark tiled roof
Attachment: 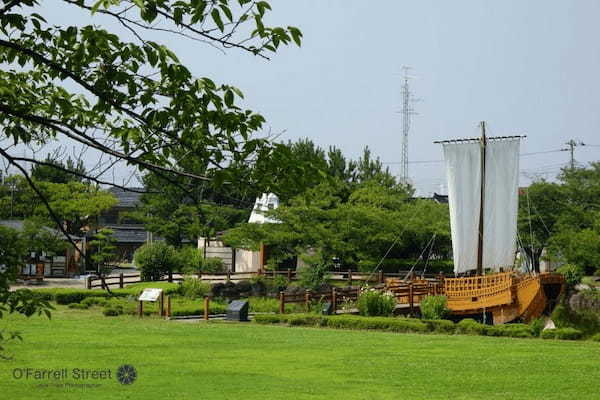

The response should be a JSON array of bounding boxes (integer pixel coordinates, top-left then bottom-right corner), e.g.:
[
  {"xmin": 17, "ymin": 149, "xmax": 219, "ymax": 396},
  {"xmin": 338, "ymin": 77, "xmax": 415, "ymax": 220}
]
[
  {"xmin": 108, "ymin": 187, "xmax": 144, "ymax": 208},
  {"xmin": 432, "ymin": 192, "xmax": 448, "ymax": 204},
  {"xmin": 103, "ymin": 224, "xmax": 151, "ymax": 244},
  {"xmin": 0, "ymin": 220, "xmax": 82, "ymax": 240}
]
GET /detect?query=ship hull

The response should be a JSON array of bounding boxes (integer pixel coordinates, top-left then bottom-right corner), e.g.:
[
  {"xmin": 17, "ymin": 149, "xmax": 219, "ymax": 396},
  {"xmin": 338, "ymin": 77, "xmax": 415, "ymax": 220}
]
[{"xmin": 445, "ymin": 272, "xmax": 565, "ymax": 324}]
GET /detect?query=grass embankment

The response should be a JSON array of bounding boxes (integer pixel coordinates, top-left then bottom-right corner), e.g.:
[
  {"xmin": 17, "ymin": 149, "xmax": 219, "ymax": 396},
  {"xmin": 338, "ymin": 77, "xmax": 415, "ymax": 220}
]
[{"xmin": 1, "ymin": 307, "xmax": 600, "ymax": 399}]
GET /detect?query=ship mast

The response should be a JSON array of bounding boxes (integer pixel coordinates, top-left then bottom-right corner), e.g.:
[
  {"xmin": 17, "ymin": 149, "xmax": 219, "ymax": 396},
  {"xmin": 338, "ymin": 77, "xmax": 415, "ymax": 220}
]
[{"xmin": 476, "ymin": 121, "xmax": 486, "ymax": 275}]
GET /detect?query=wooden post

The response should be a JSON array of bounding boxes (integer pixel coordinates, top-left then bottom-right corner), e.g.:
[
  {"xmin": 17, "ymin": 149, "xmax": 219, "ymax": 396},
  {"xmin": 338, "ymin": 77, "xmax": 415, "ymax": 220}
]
[
  {"xmin": 168, "ymin": 270, "xmax": 173, "ymax": 283},
  {"xmin": 378, "ymin": 270, "xmax": 384, "ymax": 284},
  {"xmin": 166, "ymin": 295, "xmax": 172, "ymax": 318},
  {"xmin": 287, "ymin": 268, "xmax": 292, "ymax": 282},
  {"xmin": 331, "ymin": 288, "xmax": 337, "ymax": 314},
  {"xmin": 138, "ymin": 301, "xmax": 143, "ymax": 318},
  {"xmin": 86, "ymin": 276, "xmax": 92, "ymax": 289},
  {"xmin": 119, "ymin": 273, "xmax": 124, "ymax": 289},
  {"xmin": 227, "ymin": 270, "xmax": 231, "ymax": 281},
  {"xmin": 408, "ymin": 282, "xmax": 414, "ymax": 314},
  {"xmin": 304, "ymin": 289, "xmax": 311, "ymax": 311},
  {"xmin": 279, "ymin": 291, "xmax": 285, "ymax": 314},
  {"xmin": 159, "ymin": 291, "xmax": 164, "ymax": 317},
  {"xmin": 348, "ymin": 269, "xmax": 352, "ymax": 285},
  {"xmin": 203, "ymin": 296, "xmax": 210, "ymax": 321}
]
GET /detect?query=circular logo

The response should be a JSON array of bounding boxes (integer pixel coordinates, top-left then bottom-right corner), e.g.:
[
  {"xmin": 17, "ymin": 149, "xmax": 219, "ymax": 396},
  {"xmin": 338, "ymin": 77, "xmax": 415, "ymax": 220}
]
[{"xmin": 116, "ymin": 364, "xmax": 137, "ymax": 385}]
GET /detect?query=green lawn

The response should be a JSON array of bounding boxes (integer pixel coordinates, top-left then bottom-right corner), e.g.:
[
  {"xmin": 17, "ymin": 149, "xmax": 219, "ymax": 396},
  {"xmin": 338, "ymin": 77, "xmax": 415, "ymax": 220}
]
[{"xmin": 1, "ymin": 307, "xmax": 599, "ymax": 399}]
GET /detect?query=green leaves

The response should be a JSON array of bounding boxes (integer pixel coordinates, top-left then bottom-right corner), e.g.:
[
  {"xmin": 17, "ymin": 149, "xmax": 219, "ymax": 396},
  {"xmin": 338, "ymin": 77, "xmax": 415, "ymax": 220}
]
[{"xmin": 211, "ymin": 8, "xmax": 224, "ymax": 32}]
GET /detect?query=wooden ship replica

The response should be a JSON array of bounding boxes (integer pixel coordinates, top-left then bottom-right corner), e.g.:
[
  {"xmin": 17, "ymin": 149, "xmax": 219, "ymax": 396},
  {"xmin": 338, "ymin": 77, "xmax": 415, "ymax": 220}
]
[{"xmin": 387, "ymin": 122, "xmax": 564, "ymax": 324}]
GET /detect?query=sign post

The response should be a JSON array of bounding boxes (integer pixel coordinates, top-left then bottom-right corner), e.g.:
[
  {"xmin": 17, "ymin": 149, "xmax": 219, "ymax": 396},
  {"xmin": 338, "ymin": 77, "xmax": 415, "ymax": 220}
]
[{"xmin": 138, "ymin": 288, "xmax": 164, "ymax": 318}]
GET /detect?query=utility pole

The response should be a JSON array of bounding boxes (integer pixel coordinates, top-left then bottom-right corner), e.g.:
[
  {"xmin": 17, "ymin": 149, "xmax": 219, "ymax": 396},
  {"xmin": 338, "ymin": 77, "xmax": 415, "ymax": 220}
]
[{"xmin": 562, "ymin": 140, "xmax": 585, "ymax": 170}]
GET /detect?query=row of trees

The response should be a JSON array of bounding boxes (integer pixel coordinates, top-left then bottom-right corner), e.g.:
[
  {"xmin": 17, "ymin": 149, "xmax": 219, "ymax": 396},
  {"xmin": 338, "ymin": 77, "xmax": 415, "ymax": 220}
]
[
  {"xmin": 517, "ymin": 163, "xmax": 600, "ymax": 274},
  {"xmin": 222, "ymin": 140, "xmax": 452, "ymax": 273}
]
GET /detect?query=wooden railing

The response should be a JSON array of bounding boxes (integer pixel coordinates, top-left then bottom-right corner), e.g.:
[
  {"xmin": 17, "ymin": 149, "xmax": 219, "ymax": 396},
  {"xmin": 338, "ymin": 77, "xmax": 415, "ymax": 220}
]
[
  {"xmin": 278, "ymin": 286, "xmax": 365, "ymax": 314},
  {"xmin": 86, "ymin": 269, "xmax": 447, "ymax": 291}
]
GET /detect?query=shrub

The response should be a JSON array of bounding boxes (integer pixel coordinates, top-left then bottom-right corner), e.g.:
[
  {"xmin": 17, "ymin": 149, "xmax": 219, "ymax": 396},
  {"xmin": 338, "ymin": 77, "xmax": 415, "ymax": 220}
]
[
  {"xmin": 324, "ymin": 315, "xmax": 429, "ymax": 333},
  {"xmin": 456, "ymin": 318, "xmax": 487, "ymax": 335},
  {"xmin": 422, "ymin": 319, "xmax": 456, "ymax": 334},
  {"xmin": 297, "ymin": 263, "xmax": 330, "ymax": 291},
  {"xmin": 486, "ymin": 324, "xmax": 533, "ymax": 338},
  {"xmin": 556, "ymin": 263, "xmax": 584, "ymax": 287},
  {"xmin": 203, "ymin": 257, "xmax": 225, "ymax": 274},
  {"xmin": 81, "ymin": 297, "xmax": 108, "ymax": 307},
  {"xmin": 590, "ymin": 333, "xmax": 600, "ymax": 342},
  {"xmin": 541, "ymin": 328, "xmax": 583, "ymax": 340},
  {"xmin": 254, "ymin": 314, "xmax": 286, "ymax": 324},
  {"xmin": 178, "ymin": 277, "xmax": 210, "ymax": 299},
  {"xmin": 134, "ymin": 242, "xmax": 178, "ymax": 281},
  {"xmin": 357, "ymin": 289, "xmax": 396, "ymax": 317},
  {"xmin": 68, "ymin": 302, "xmax": 89, "ymax": 309},
  {"xmin": 52, "ymin": 289, "xmax": 117, "ymax": 305},
  {"xmin": 530, "ymin": 318, "xmax": 545, "ymax": 337},
  {"xmin": 176, "ymin": 246, "xmax": 204, "ymax": 274},
  {"xmin": 551, "ymin": 304, "xmax": 600, "ymax": 336},
  {"xmin": 420, "ymin": 295, "xmax": 449, "ymax": 320},
  {"xmin": 102, "ymin": 301, "xmax": 125, "ymax": 316}
]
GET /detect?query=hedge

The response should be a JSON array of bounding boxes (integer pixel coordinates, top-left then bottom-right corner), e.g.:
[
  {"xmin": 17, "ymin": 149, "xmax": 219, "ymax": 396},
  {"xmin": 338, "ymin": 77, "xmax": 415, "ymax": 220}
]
[
  {"xmin": 540, "ymin": 328, "xmax": 583, "ymax": 340},
  {"xmin": 253, "ymin": 314, "xmax": 568, "ymax": 340}
]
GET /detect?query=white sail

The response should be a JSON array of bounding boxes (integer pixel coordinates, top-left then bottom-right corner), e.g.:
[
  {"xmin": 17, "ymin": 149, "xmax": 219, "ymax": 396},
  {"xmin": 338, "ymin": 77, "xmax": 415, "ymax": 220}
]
[
  {"xmin": 443, "ymin": 142, "xmax": 482, "ymax": 274},
  {"xmin": 443, "ymin": 138, "xmax": 520, "ymax": 274},
  {"xmin": 483, "ymin": 139, "xmax": 520, "ymax": 270}
]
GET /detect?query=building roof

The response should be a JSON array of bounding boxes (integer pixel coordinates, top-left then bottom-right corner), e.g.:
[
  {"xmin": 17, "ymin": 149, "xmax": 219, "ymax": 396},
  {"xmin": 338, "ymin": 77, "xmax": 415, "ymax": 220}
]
[
  {"xmin": 0, "ymin": 220, "xmax": 82, "ymax": 240},
  {"xmin": 102, "ymin": 224, "xmax": 151, "ymax": 244},
  {"xmin": 107, "ymin": 187, "xmax": 144, "ymax": 208}
]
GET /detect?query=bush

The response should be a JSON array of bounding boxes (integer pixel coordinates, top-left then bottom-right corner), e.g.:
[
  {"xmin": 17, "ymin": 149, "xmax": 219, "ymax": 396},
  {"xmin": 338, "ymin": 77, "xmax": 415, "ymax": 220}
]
[
  {"xmin": 530, "ymin": 318, "xmax": 545, "ymax": 337},
  {"xmin": 297, "ymin": 263, "xmax": 330, "ymax": 291},
  {"xmin": 51, "ymin": 289, "xmax": 118, "ymax": 305},
  {"xmin": 81, "ymin": 297, "xmax": 108, "ymax": 307},
  {"xmin": 456, "ymin": 319, "xmax": 487, "ymax": 335},
  {"xmin": 357, "ymin": 289, "xmax": 396, "ymax": 317},
  {"xmin": 590, "ymin": 333, "xmax": 600, "ymax": 342},
  {"xmin": 551, "ymin": 304, "xmax": 600, "ymax": 336},
  {"xmin": 422, "ymin": 319, "xmax": 456, "ymax": 334},
  {"xmin": 102, "ymin": 300, "xmax": 125, "ymax": 316},
  {"xmin": 254, "ymin": 314, "xmax": 287, "ymax": 324},
  {"xmin": 176, "ymin": 246, "xmax": 204, "ymax": 274},
  {"xmin": 556, "ymin": 263, "xmax": 584, "ymax": 287},
  {"xmin": 68, "ymin": 302, "xmax": 89, "ymax": 309},
  {"xmin": 420, "ymin": 295, "xmax": 449, "ymax": 320},
  {"xmin": 540, "ymin": 328, "xmax": 583, "ymax": 340},
  {"xmin": 178, "ymin": 277, "xmax": 210, "ymax": 299},
  {"xmin": 203, "ymin": 257, "xmax": 225, "ymax": 274},
  {"xmin": 134, "ymin": 242, "xmax": 178, "ymax": 281},
  {"xmin": 485, "ymin": 324, "xmax": 533, "ymax": 338}
]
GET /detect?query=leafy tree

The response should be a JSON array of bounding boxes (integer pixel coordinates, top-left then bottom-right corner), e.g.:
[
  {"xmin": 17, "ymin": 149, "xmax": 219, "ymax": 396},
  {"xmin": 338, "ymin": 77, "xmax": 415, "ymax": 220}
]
[
  {"xmin": 0, "ymin": 225, "xmax": 53, "ymax": 359},
  {"xmin": 134, "ymin": 241, "xmax": 178, "ymax": 281},
  {"xmin": 89, "ymin": 228, "xmax": 117, "ymax": 275},
  {"xmin": 223, "ymin": 179, "xmax": 450, "ymax": 272},
  {"xmin": 31, "ymin": 155, "xmax": 87, "ymax": 184},
  {"xmin": 1, "ymin": 0, "xmax": 301, "ymax": 345},
  {"xmin": 517, "ymin": 181, "xmax": 565, "ymax": 272}
]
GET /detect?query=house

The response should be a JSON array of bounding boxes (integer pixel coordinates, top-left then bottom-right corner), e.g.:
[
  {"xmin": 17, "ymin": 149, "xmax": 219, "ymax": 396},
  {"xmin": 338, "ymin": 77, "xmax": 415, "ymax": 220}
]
[
  {"xmin": 198, "ymin": 193, "xmax": 293, "ymax": 272},
  {"xmin": 97, "ymin": 187, "xmax": 152, "ymax": 262},
  {"xmin": 0, "ymin": 219, "xmax": 82, "ymax": 277}
]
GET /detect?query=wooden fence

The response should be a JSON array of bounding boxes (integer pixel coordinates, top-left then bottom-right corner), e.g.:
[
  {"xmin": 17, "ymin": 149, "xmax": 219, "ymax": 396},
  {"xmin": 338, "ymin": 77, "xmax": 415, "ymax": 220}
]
[
  {"xmin": 87, "ymin": 269, "xmax": 446, "ymax": 291},
  {"xmin": 278, "ymin": 286, "xmax": 365, "ymax": 314}
]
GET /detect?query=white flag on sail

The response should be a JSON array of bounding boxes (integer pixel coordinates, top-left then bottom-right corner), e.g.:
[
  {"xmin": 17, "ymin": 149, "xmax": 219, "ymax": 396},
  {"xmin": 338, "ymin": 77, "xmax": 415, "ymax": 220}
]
[{"xmin": 443, "ymin": 138, "xmax": 520, "ymax": 274}]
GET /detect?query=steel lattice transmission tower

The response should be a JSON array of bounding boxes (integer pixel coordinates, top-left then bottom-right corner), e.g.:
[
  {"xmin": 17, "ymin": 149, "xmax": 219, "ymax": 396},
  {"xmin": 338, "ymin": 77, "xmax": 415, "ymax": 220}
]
[{"xmin": 399, "ymin": 66, "xmax": 417, "ymax": 183}]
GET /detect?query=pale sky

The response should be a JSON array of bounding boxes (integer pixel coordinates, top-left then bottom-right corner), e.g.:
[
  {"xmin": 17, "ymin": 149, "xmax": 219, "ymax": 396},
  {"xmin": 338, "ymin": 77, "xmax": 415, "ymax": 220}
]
[{"xmin": 33, "ymin": 1, "xmax": 600, "ymax": 195}]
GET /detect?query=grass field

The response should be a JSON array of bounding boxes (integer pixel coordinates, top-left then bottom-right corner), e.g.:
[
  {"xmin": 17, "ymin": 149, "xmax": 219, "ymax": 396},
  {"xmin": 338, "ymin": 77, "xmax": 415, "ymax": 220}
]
[{"xmin": 1, "ymin": 307, "xmax": 600, "ymax": 400}]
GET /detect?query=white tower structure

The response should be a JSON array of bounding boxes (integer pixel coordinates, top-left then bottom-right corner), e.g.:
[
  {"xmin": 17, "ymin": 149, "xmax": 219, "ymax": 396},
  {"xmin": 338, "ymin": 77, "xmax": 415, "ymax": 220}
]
[{"xmin": 400, "ymin": 66, "xmax": 417, "ymax": 183}]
